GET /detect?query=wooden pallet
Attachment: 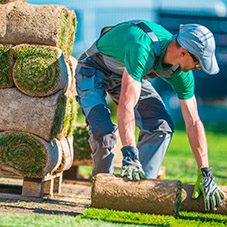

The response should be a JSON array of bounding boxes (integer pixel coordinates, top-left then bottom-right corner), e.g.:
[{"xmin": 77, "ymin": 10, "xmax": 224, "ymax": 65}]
[{"xmin": 0, "ymin": 169, "xmax": 62, "ymax": 201}]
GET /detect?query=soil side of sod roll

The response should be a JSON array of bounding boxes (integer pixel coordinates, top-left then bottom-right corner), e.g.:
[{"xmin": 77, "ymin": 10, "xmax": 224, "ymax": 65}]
[{"xmin": 0, "ymin": 88, "xmax": 76, "ymax": 142}]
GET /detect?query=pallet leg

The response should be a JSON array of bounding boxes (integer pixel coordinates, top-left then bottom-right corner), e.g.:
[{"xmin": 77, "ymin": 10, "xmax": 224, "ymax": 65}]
[
  {"xmin": 53, "ymin": 173, "xmax": 62, "ymax": 194},
  {"xmin": 22, "ymin": 177, "xmax": 44, "ymax": 200},
  {"xmin": 43, "ymin": 178, "xmax": 54, "ymax": 198}
]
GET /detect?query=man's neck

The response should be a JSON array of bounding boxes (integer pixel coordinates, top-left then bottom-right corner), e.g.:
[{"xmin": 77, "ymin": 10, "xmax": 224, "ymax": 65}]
[{"xmin": 163, "ymin": 39, "xmax": 179, "ymax": 66}]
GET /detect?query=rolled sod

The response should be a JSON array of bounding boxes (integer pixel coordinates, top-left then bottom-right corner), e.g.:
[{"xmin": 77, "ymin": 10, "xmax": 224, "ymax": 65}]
[
  {"xmin": 12, "ymin": 44, "xmax": 69, "ymax": 97},
  {"xmin": 0, "ymin": 88, "xmax": 76, "ymax": 142},
  {"xmin": 55, "ymin": 136, "xmax": 74, "ymax": 173},
  {"xmin": 57, "ymin": 95, "xmax": 78, "ymax": 139},
  {"xmin": 0, "ymin": 0, "xmax": 26, "ymax": 3},
  {"xmin": 181, "ymin": 183, "xmax": 227, "ymax": 215},
  {"xmin": 91, "ymin": 173, "xmax": 182, "ymax": 216},
  {"xmin": 0, "ymin": 44, "xmax": 13, "ymax": 88},
  {"xmin": 0, "ymin": 131, "xmax": 62, "ymax": 177},
  {"xmin": 0, "ymin": 1, "xmax": 77, "ymax": 59},
  {"xmin": 67, "ymin": 55, "xmax": 78, "ymax": 95},
  {"xmin": 92, "ymin": 174, "xmax": 227, "ymax": 216}
]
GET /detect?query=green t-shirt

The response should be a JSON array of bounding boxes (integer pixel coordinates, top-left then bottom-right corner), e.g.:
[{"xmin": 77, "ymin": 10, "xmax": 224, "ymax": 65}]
[{"xmin": 96, "ymin": 20, "xmax": 194, "ymax": 100}]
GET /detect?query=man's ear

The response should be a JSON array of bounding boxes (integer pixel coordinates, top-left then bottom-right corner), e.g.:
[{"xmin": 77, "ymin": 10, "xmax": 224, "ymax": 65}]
[{"xmin": 180, "ymin": 48, "xmax": 188, "ymax": 57}]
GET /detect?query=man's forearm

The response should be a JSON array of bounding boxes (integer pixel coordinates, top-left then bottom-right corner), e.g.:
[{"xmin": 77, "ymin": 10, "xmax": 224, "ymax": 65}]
[
  {"xmin": 186, "ymin": 119, "xmax": 209, "ymax": 168},
  {"xmin": 117, "ymin": 68, "xmax": 141, "ymax": 148},
  {"xmin": 117, "ymin": 105, "xmax": 136, "ymax": 147}
]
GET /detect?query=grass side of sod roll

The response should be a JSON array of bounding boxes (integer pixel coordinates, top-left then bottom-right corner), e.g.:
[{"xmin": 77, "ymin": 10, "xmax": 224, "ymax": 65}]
[
  {"xmin": 0, "ymin": 44, "xmax": 13, "ymax": 88},
  {"xmin": 0, "ymin": 133, "xmax": 46, "ymax": 176},
  {"xmin": 13, "ymin": 45, "xmax": 60, "ymax": 96}
]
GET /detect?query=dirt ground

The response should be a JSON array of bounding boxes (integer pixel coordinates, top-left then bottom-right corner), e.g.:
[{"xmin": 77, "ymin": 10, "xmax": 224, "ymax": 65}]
[{"xmin": 0, "ymin": 177, "xmax": 91, "ymax": 217}]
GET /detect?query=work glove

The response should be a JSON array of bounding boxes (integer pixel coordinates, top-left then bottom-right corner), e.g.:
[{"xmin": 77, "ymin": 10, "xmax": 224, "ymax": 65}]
[
  {"xmin": 192, "ymin": 167, "xmax": 226, "ymax": 211},
  {"xmin": 120, "ymin": 146, "xmax": 146, "ymax": 181}
]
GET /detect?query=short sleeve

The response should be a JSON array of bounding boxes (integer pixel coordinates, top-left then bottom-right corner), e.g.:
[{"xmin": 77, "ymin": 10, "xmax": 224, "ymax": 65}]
[{"xmin": 124, "ymin": 34, "xmax": 156, "ymax": 82}]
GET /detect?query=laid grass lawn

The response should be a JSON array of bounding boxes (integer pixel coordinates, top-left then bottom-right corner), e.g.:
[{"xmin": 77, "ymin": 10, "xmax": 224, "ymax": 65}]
[
  {"xmin": 162, "ymin": 123, "xmax": 227, "ymax": 185},
  {"xmin": 0, "ymin": 209, "xmax": 227, "ymax": 227}
]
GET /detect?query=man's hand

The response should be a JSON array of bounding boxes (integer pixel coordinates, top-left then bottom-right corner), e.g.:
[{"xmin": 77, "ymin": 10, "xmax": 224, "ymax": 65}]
[
  {"xmin": 120, "ymin": 146, "xmax": 146, "ymax": 181},
  {"xmin": 192, "ymin": 167, "xmax": 226, "ymax": 211}
]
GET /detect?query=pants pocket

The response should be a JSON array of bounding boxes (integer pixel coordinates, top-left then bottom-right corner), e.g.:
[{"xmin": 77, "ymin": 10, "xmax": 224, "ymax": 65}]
[{"xmin": 77, "ymin": 66, "xmax": 96, "ymax": 91}]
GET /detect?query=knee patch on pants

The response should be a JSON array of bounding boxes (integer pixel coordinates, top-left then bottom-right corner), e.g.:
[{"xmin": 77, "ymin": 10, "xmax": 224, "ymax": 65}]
[{"xmin": 87, "ymin": 104, "xmax": 117, "ymax": 148}]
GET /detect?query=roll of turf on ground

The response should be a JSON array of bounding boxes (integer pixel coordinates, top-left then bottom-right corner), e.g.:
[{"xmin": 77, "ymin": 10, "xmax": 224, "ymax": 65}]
[
  {"xmin": 181, "ymin": 184, "xmax": 227, "ymax": 215},
  {"xmin": 0, "ymin": 131, "xmax": 62, "ymax": 177},
  {"xmin": 91, "ymin": 173, "xmax": 182, "ymax": 216},
  {"xmin": 0, "ymin": 1, "xmax": 76, "ymax": 59},
  {"xmin": 12, "ymin": 44, "xmax": 69, "ymax": 97},
  {"xmin": 0, "ymin": 88, "xmax": 76, "ymax": 142},
  {"xmin": 0, "ymin": 44, "xmax": 13, "ymax": 88},
  {"xmin": 55, "ymin": 136, "xmax": 74, "ymax": 173}
]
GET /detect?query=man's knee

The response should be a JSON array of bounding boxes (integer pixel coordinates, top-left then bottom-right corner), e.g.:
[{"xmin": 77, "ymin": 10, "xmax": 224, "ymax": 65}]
[{"xmin": 87, "ymin": 104, "xmax": 117, "ymax": 147}]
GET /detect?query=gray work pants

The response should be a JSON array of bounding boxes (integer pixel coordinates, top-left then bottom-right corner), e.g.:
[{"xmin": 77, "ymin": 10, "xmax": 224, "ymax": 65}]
[{"xmin": 75, "ymin": 56, "xmax": 174, "ymax": 179}]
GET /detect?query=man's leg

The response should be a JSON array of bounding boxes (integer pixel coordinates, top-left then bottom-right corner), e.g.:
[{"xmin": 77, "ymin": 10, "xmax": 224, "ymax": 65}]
[
  {"xmin": 75, "ymin": 64, "xmax": 117, "ymax": 176},
  {"xmin": 135, "ymin": 79, "xmax": 174, "ymax": 179},
  {"xmin": 137, "ymin": 131, "xmax": 172, "ymax": 179}
]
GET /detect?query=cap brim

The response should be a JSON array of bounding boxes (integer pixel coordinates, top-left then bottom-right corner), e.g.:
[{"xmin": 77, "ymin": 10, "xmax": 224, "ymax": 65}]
[{"xmin": 200, "ymin": 52, "xmax": 219, "ymax": 75}]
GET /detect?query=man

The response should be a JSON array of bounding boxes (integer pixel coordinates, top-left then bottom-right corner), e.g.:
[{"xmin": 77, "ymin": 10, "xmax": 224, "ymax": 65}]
[{"xmin": 75, "ymin": 20, "xmax": 226, "ymax": 211}]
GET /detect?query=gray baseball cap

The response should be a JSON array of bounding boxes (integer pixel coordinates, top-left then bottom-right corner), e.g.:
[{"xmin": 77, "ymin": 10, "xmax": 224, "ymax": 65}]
[{"xmin": 176, "ymin": 24, "xmax": 219, "ymax": 75}]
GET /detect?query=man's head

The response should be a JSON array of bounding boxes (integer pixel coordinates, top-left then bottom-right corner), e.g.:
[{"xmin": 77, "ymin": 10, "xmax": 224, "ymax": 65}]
[{"xmin": 175, "ymin": 24, "xmax": 219, "ymax": 75}]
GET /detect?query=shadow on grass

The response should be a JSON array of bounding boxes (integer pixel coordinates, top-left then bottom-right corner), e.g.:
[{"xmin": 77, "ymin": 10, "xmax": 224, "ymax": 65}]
[
  {"xmin": 0, "ymin": 198, "xmax": 88, "ymax": 216},
  {"xmin": 1, "ymin": 203, "xmax": 81, "ymax": 216}
]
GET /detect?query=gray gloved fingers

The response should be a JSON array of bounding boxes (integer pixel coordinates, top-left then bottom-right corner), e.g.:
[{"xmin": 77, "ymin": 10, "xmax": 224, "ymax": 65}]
[
  {"xmin": 205, "ymin": 194, "xmax": 210, "ymax": 211},
  {"xmin": 139, "ymin": 169, "xmax": 146, "ymax": 179},
  {"xmin": 120, "ymin": 166, "xmax": 127, "ymax": 177},
  {"xmin": 127, "ymin": 167, "xmax": 133, "ymax": 181},
  {"xmin": 134, "ymin": 169, "xmax": 140, "ymax": 181}
]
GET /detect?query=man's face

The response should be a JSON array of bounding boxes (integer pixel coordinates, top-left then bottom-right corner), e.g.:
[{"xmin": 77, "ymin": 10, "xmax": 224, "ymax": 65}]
[{"xmin": 180, "ymin": 51, "xmax": 202, "ymax": 72}]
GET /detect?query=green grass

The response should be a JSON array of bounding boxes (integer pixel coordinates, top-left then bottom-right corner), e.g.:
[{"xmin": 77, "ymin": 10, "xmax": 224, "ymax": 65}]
[
  {"xmin": 0, "ymin": 209, "xmax": 226, "ymax": 227},
  {"xmin": 82, "ymin": 208, "xmax": 227, "ymax": 227},
  {"xmin": 162, "ymin": 123, "xmax": 227, "ymax": 185}
]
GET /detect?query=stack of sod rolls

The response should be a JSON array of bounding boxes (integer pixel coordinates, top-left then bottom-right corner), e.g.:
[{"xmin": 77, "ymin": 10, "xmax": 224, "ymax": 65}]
[{"xmin": 0, "ymin": 0, "xmax": 78, "ymax": 178}]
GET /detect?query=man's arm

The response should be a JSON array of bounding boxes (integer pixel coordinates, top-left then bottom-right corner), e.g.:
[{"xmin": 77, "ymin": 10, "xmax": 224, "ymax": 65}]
[
  {"xmin": 117, "ymin": 69, "xmax": 145, "ymax": 180},
  {"xmin": 117, "ymin": 68, "xmax": 141, "ymax": 147},
  {"xmin": 179, "ymin": 95, "xmax": 226, "ymax": 210},
  {"xmin": 179, "ymin": 95, "xmax": 209, "ymax": 168}
]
